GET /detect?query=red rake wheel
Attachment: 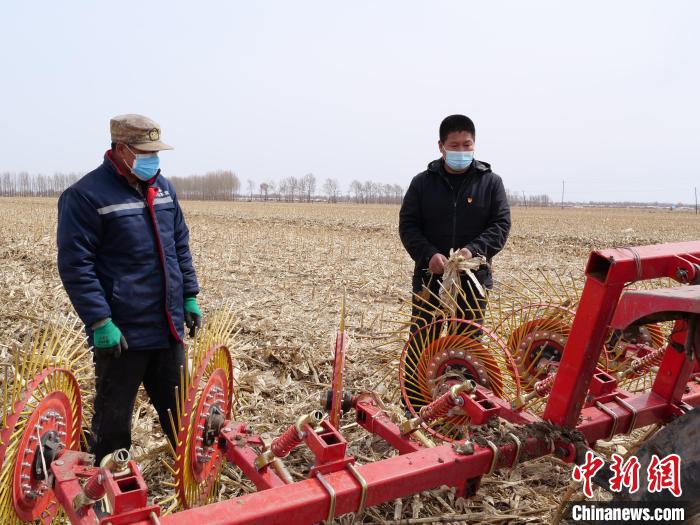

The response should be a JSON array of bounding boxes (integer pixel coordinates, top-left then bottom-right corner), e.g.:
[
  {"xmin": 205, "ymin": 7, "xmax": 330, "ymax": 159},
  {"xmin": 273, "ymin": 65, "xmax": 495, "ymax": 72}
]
[
  {"xmin": 171, "ymin": 344, "xmax": 234, "ymax": 509},
  {"xmin": 400, "ymin": 318, "xmax": 519, "ymax": 443},
  {"xmin": 0, "ymin": 368, "xmax": 82, "ymax": 525}
]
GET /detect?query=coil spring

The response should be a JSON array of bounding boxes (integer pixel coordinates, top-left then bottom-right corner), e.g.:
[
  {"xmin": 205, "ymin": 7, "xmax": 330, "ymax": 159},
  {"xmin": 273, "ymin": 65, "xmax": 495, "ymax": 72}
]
[
  {"xmin": 630, "ymin": 346, "xmax": 664, "ymax": 373},
  {"xmin": 533, "ymin": 374, "xmax": 556, "ymax": 397},
  {"xmin": 270, "ymin": 425, "xmax": 303, "ymax": 458},
  {"xmin": 83, "ymin": 470, "xmax": 106, "ymax": 501},
  {"xmin": 418, "ymin": 389, "xmax": 459, "ymax": 422}
]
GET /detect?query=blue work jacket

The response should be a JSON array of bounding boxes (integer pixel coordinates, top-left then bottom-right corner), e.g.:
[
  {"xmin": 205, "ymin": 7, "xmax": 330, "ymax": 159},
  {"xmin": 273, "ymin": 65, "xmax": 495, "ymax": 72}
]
[{"xmin": 57, "ymin": 152, "xmax": 199, "ymax": 349}]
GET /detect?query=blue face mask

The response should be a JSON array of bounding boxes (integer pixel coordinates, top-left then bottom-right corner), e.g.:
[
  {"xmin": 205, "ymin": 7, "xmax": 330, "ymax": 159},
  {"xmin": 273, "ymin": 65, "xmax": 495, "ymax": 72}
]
[
  {"xmin": 126, "ymin": 146, "xmax": 160, "ymax": 181},
  {"xmin": 444, "ymin": 149, "xmax": 474, "ymax": 171}
]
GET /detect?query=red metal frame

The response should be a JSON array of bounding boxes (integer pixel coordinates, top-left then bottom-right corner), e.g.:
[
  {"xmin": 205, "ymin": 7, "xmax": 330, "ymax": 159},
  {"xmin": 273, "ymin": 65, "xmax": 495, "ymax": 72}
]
[
  {"xmin": 610, "ymin": 286, "xmax": 700, "ymax": 329},
  {"xmin": 544, "ymin": 241, "xmax": 700, "ymax": 426},
  {"xmin": 51, "ymin": 451, "xmax": 160, "ymax": 525},
  {"xmin": 221, "ymin": 424, "xmax": 286, "ymax": 491},
  {"xmin": 33, "ymin": 241, "xmax": 700, "ymax": 524}
]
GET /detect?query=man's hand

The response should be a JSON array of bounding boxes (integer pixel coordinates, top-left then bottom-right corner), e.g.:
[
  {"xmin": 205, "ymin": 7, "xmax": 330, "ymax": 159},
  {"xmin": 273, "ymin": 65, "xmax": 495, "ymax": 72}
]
[
  {"xmin": 458, "ymin": 247, "xmax": 473, "ymax": 259},
  {"xmin": 93, "ymin": 318, "xmax": 128, "ymax": 358},
  {"xmin": 428, "ymin": 253, "xmax": 448, "ymax": 275},
  {"xmin": 184, "ymin": 297, "xmax": 202, "ymax": 337}
]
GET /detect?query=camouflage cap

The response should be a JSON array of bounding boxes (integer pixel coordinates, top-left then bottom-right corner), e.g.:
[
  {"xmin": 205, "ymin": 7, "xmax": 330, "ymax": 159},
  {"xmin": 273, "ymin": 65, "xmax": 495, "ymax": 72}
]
[{"xmin": 109, "ymin": 114, "xmax": 173, "ymax": 152}]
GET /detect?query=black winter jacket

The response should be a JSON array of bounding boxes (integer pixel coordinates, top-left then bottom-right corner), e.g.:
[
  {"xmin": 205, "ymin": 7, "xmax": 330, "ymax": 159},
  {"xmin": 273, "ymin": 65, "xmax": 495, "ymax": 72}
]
[{"xmin": 399, "ymin": 158, "xmax": 511, "ymax": 289}]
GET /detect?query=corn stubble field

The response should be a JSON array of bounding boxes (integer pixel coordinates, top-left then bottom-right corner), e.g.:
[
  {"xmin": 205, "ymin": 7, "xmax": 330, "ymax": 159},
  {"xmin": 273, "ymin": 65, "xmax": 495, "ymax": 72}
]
[{"xmin": 1, "ymin": 197, "xmax": 698, "ymax": 524}]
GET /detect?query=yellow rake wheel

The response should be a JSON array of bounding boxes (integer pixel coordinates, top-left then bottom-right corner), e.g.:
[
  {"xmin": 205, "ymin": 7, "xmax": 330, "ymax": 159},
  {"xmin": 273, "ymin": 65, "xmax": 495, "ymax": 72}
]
[
  {"xmin": 400, "ymin": 318, "xmax": 520, "ymax": 443},
  {"xmin": 492, "ymin": 270, "xmax": 677, "ymax": 408},
  {"xmin": 160, "ymin": 310, "xmax": 238, "ymax": 512},
  {"xmin": 498, "ymin": 304, "xmax": 575, "ymax": 412},
  {"xmin": 598, "ymin": 276, "xmax": 676, "ymax": 391},
  {"xmin": 0, "ymin": 321, "xmax": 87, "ymax": 525}
]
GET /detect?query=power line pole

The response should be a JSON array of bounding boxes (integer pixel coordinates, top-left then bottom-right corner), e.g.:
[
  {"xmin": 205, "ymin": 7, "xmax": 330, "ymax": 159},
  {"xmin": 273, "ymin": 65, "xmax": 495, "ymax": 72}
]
[
  {"xmin": 522, "ymin": 191, "xmax": 526, "ymax": 208},
  {"xmin": 561, "ymin": 180, "xmax": 565, "ymax": 209},
  {"xmin": 695, "ymin": 186, "xmax": 698, "ymax": 215}
]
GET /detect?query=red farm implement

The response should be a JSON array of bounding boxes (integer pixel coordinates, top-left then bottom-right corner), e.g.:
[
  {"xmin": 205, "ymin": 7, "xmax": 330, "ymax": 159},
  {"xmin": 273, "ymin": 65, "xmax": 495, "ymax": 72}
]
[{"xmin": 1, "ymin": 241, "xmax": 699, "ymax": 524}]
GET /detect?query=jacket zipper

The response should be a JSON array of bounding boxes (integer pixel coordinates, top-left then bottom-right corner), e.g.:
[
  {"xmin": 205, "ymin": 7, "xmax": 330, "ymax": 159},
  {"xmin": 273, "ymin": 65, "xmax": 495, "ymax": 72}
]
[
  {"xmin": 440, "ymin": 172, "xmax": 461, "ymax": 250},
  {"xmin": 108, "ymin": 157, "xmax": 180, "ymax": 342},
  {"xmin": 452, "ymin": 199, "xmax": 457, "ymax": 249},
  {"xmin": 450, "ymin": 176, "xmax": 477, "ymax": 251},
  {"xmin": 145, "ymin": 187, "xmax": 182, "ymax": 344}
]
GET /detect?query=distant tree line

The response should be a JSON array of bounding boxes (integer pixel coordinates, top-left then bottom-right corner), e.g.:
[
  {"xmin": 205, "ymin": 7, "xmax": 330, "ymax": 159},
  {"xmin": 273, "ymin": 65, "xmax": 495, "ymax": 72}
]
[
  {"xmin": 169, "ymin": 170, "xmax": 240, "ymax": 200},
  {"xmin": 0, "ymin": 170, "xmax": 401, "ymax": 203},
  {"xmin": 0, "ymin": 172, "xmax": 80, "ymax": 196},
  {"xmin": 276, "ymin": 173, "xmax": 317, "ymax": 202},
  {"xmin": 2, "ymin": 170, "xmax": 568, "ymax": 207},
  {"xmin": 506, "ymin": 190, "xmax": 552, "ymax": 207},
  {"xmin": 348, "ymin": 180, "xmax": 404, "ymax": 204}
]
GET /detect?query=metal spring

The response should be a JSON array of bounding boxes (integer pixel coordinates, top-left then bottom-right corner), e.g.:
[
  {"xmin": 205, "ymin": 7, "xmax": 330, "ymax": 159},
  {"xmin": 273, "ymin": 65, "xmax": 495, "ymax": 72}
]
[
  {"xmin": 82, "ymin": 471, "xmax": 106, "ymax": 501},
  {"xmin": 270, "ymin": 425, "xmax": 303, "ymax": 458},
  {"xmin": 418, "ymin": 389, "xmax": 457, "ymax": 422},
  {"xmin": 533, "ymin": 374, "xmax": 556, "ymax": 397},
  {"xmin": 629, "ymin": 346, "xmax": 664, "ymax": 374}
]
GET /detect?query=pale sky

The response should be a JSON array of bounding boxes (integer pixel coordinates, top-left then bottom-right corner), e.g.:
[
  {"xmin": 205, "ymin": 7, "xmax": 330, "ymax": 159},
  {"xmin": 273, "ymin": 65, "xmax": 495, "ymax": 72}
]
[{"xmin": 1, "ymin": 1, "xmax": 698, "ymax": 203}]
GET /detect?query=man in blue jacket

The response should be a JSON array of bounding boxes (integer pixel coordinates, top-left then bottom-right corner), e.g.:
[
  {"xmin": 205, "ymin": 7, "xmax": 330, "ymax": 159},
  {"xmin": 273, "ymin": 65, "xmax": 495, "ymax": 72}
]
[{"xmin": 57, "ymin": 114, "xmax": 202, "ymax": 463}]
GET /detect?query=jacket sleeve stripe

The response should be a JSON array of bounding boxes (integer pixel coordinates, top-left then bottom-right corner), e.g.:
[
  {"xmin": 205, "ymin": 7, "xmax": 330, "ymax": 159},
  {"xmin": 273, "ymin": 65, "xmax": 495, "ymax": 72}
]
[
  {"xmin": 97, "ymin": 201, "xmax": 145, "ymax": 215},
  {"xmin": 96, "ymin": 196, "xmax": 173, "ymax": 215}
]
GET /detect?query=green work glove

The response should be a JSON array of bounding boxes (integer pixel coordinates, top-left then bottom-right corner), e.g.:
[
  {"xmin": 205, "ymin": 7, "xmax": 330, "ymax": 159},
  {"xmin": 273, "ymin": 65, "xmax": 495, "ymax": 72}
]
[
  {"xmin": 184, "ymin": 297, "xmax": 202, "ymax": 337},
  {"xmin": 93, "ymin": 318, "xmax": 128, "ymax": 358}
]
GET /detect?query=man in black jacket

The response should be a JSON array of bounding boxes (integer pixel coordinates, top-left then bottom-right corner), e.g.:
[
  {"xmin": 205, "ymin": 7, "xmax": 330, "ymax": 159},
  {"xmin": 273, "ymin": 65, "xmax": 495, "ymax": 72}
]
[{"xmin": 399, "ymin": 114, "xmax": 511, "ymax": 331}]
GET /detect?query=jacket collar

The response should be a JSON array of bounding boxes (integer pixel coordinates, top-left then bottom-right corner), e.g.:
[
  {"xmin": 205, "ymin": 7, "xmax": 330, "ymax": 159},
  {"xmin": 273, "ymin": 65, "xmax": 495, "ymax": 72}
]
[{"xmin": 104, "ymin": 150, "xmax": 130, "ymax": 179}]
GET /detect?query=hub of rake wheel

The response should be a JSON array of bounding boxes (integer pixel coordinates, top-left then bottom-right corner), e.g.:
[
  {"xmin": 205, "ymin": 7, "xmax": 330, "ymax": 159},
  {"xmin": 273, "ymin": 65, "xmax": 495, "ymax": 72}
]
[
  {"xmin": 203, "ymin": 404, "xmax": 225, "ymax": 448},
  {"xmin": 31, "ymin": 430, "xmax": 63, "ymax": 482},
  {"xmin": 321, "ymin": 390, "xmax": 353, "ymax": 415},
  {"xmin": 22, "ymin": 412, "xmax": 68, "ymax": 502},
  {"xmin": 194, "ymin": 385, "xmax": 227, "ymax": 466},
  {"xmin": 426, "ymin": 348, "xmax": 491, "ymax": 397},
  {"xmin": 518, "ymin": 330, "xmax": 566, "ymax": 374}
]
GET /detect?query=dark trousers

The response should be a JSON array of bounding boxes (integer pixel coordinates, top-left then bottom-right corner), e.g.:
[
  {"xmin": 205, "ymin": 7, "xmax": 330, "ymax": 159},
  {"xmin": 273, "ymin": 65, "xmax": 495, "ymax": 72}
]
[
  {"xmin": 90, "ymin": 342, "xmax": 185, "ymax": 464},
  {"xmin": 410, "ymin": 272, "xmax": 487, "ymax": 334}
]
